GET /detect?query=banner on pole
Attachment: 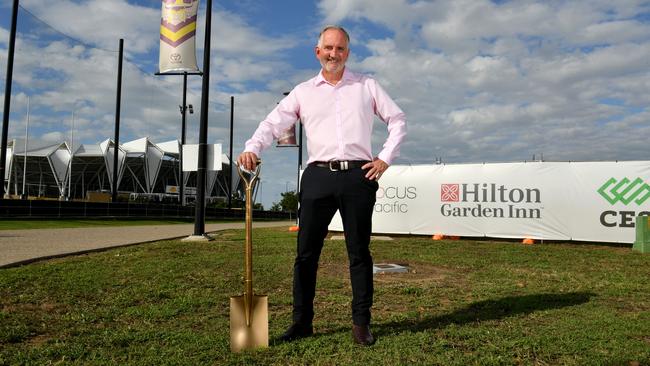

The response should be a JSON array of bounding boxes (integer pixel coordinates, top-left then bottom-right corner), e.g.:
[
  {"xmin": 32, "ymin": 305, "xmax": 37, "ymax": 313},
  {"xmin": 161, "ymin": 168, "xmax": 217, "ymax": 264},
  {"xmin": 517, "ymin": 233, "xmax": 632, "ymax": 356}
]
[{"xmin": 158, "ymin": 0, "xmax": 200, "ymax": 73}]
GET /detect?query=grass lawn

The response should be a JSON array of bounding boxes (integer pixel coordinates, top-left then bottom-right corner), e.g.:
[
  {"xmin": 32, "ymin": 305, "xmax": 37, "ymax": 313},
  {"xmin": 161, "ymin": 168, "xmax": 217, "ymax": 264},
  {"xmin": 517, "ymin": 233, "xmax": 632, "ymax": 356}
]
[{"xmin": 1, "ymin": 227, "xmax": 648, "ymax": 365}]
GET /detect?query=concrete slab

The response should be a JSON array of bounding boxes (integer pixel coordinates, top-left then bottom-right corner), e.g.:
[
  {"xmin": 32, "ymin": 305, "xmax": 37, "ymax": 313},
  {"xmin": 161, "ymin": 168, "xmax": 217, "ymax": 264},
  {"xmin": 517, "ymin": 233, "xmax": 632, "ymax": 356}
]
[
  {"xmin": 181, "ymin": 234, "xmax": 214, "ymax": 242},
  {"xmin": 373, "ymin": 263, "xmax": 409, "ymax": 274}
]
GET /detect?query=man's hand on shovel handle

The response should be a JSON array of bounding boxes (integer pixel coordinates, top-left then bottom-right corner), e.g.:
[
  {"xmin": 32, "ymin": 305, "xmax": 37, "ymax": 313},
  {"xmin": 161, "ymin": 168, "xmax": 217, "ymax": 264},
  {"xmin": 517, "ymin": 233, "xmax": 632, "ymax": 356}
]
[{"xmin": 238, "ymin": 152, "xmax": 259, "ymax": 171}]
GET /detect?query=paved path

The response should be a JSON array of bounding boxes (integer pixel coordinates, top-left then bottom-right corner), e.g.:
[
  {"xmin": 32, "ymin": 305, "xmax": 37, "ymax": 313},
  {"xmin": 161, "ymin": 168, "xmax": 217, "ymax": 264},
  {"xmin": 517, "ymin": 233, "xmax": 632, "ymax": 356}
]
[{"xmin": 0, "ymin": 221, "xmax": 293, "ymax": 268}]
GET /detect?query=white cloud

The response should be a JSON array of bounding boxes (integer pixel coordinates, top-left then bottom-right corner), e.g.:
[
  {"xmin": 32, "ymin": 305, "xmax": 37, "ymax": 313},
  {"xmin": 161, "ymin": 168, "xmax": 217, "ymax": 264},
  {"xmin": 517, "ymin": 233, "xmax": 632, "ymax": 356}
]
[
  {"xmin": 0, "ymin": 26, "xmax": 7, "ymax": 47},
  {"xmin": 203, "ymin": 10, "xmax": 298, "ymax": 56},
  {"xmin": 17, "ymin": 0, "xmax": 299, "ymax": 58},
  {"xmin": 318, "ymin": 0, "xmax": 417, "ymax": 30},
  {"xmin": 40, "ymin": 131, "xmax": 65, "ymax": 143},
  {"xmin": 211, "ymin": 57, "xmax": 287, "ymax": 85},
  {"xmin": 528, "ymin": 43, "xmax": 650, "ymax": 85},
  {"xmin": 20, "ymin": 0, "xmax": 159, "ymax": 54},
  {"xmin": 464, "ymin": 55, "xmax": 521, "ymax": 89},
  {"xmin": 576, "ymin": 20, "xmax": 650, "ymax": 45},
  {"xmin": 1, "ymin": 0, "xmax": 300, "ymax": 146},
  {"xmin": 318, "ymin": 0, "xmax": 650, "ymax": 167}
]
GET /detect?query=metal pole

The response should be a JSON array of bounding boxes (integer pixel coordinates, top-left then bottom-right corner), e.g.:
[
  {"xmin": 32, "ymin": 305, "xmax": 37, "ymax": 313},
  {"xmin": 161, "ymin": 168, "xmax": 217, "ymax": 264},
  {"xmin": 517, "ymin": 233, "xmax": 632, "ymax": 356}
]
[
  {"xmin": 296, "ymin": 122, "xmax": 303, "ymax": 225},
  {"xmin": 298, "ymin": 122, "xmax": 303, "ymax": 173},
  {"xmin": 112, "ymin": 38, "xmax": 124, "ymax": 202},
  {"xmin": 180, "ymin": 72, "xmax": 188, "ymax": 206},
  {"xmin": 1, "ymin": 0, "xmax": 19, "ymax": 197},
  {"xmin": 193, "ymin": 0, "xmax": 212, "ymax": 236},
  {"xmin": 67, "ymin": 108, "xmax": 74, "ymax": 201},
  {"xmin": 22, "ymin": 96, "xmax": 29, "ymax": 199},
  {"xmin": 228, "ymin": 95, "xmax": 234, "ymax": 209}
]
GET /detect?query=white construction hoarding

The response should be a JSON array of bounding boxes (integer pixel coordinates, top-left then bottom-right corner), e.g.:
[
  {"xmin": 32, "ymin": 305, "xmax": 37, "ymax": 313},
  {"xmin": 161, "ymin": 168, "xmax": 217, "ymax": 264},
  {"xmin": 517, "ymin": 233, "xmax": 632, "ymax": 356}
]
[{"xmin": 329, "ymin": 161, "xmax": 650, "ymax": 243}]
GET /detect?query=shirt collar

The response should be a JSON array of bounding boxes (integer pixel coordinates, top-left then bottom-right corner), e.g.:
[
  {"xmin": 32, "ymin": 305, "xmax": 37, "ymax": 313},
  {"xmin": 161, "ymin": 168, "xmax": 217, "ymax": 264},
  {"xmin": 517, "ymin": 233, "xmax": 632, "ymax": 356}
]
[{"xmin": 314, "ymin": 67, "xmax": 357, "ymax": 86}]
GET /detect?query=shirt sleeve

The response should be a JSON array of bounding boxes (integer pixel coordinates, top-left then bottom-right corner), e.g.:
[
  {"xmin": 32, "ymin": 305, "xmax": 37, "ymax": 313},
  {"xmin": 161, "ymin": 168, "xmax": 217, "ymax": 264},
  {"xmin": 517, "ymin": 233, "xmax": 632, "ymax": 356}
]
[
  {"xmin": 243, "ymin": 90, "xmax": 300, "ymax": 157},
  {"xmin": 368, "ymin": 79, "xmax": 407, "ymax": 165}
]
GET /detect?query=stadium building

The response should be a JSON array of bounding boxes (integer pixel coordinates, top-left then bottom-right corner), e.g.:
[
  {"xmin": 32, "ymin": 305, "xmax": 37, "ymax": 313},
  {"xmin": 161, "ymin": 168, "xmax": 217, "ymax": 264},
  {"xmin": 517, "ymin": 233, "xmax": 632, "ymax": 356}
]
[{"xmin": 3, "ymin": 137, "xmax": 237, "ymax": 204}]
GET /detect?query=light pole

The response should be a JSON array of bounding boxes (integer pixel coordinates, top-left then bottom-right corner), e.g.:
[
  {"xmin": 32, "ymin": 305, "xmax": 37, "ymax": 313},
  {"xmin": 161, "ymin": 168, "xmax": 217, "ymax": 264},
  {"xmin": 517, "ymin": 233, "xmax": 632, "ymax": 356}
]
[
  {"xmin": 111, "ymin": 38, "xmax": 124, "ymax": 203},
  {"xmin": 66, "ymin": 106, "xmax": 75, "ymax": 201},
  {"xmin": 193, "ymin": 0, "xmax": 212, "ymax": 237},
  {"xmin": 21, "ymin": 96, "xmax": 30, "ymax": 200},
  {"xmin": 254, "ymin": 179, "xmax": 262, "ymax": 207},
  {"xmin": 178, "ymin": 99, "xmax": 193, "ymax": 206},
  {"xmin": 228, "ymin": 96, "xmax": 234, "ymax": 210},
  {"xmin": 1, "ymin": 0, "xmax": 19, "ymax": 198}
]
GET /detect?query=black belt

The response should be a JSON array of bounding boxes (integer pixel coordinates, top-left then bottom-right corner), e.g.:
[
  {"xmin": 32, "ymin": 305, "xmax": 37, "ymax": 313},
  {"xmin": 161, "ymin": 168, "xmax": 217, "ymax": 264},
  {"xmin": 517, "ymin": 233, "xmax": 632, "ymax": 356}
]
[{"xmin": 309, "ymin": 160, "xmax": 370, "ymax": 171}]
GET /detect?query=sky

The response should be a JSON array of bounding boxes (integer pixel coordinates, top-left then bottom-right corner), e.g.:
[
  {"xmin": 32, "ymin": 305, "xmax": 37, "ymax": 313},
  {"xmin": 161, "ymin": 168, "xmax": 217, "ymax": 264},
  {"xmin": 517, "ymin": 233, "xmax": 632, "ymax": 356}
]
[{"xmin": 1, "ymin": 0, "xmax": 649, "ymax": 209}]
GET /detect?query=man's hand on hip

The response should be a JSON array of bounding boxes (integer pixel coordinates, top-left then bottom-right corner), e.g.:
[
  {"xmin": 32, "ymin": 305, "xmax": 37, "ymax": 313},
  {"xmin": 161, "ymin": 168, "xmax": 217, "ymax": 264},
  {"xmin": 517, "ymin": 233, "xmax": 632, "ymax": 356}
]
[
  {"xmin": 362, "ymin": 158, "xmax": 389, "ymax": 181},
  {"xmin": 238, "ymin": 152, "xmax": 259, "ymax": 171}
]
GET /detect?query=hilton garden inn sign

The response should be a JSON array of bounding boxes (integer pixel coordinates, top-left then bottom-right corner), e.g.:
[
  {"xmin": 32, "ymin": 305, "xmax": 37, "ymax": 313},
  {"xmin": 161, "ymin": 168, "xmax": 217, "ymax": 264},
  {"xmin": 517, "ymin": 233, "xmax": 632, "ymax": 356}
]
[{"xmin": 329, "ymin": 161, "xmax": 650, "ymax": 244}]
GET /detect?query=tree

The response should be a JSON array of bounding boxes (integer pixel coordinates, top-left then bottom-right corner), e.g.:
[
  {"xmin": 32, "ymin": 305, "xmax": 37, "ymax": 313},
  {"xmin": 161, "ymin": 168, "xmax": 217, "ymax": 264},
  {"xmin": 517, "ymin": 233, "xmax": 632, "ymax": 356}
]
[{"xmin": 272, "ymin": 190, "xmax": 298, "ymax": 212}]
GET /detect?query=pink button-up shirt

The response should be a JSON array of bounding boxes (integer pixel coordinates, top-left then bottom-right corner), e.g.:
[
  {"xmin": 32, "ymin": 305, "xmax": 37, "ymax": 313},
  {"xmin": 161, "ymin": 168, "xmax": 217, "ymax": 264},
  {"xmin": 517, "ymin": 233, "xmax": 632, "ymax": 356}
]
[{"xmin": 244, "ymin": 68, "xmax": 407, "ymax": 165}]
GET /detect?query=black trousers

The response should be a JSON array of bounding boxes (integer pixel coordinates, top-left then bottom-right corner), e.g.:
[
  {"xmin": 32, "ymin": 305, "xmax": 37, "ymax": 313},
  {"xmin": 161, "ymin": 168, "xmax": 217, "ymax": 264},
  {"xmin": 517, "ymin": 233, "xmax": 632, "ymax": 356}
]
[{"xmin": 293, "ymin": 164, "xmax": 378, "ymax": 326}]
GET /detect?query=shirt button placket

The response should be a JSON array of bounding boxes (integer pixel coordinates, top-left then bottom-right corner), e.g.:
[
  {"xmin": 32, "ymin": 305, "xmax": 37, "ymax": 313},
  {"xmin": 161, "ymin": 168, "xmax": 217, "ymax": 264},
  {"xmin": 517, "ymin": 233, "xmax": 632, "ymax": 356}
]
[{"xmin": 335, "ymin": 87, "xmax": 344, "ymax": 159}]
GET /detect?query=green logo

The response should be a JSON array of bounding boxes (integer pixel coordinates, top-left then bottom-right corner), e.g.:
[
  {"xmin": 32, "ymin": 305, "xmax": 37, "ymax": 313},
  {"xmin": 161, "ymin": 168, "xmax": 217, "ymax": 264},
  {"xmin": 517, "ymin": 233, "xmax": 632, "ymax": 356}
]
[{"xmin": 597, "ymin": 177, "xmax": 650, "ymax": 205}]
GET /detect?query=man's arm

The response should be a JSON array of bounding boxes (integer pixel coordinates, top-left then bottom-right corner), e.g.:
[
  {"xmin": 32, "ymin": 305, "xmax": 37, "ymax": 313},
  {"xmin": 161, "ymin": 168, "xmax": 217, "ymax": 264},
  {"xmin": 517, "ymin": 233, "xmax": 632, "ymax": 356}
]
[
  {"xmin": 238, "ymin": 91, "xmax": 300, "ymax": 170},
  {"xmin": 363, "ymin": 79, "xmax": 407, "ymax": 180}
]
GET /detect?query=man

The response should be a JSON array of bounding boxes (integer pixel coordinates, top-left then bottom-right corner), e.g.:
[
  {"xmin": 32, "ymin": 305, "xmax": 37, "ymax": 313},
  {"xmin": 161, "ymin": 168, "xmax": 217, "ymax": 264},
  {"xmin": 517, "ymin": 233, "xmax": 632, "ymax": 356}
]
[{"xmin": 238, "ymin": 25, "xmax": 406, "ymax": 346}]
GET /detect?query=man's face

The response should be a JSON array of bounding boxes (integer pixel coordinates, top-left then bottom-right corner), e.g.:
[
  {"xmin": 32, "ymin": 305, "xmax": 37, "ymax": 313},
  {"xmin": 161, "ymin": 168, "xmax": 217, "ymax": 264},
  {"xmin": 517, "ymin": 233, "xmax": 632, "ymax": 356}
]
[{"xmin": 315, "ymin": 29, "xmax": 349, "ymax": 74}]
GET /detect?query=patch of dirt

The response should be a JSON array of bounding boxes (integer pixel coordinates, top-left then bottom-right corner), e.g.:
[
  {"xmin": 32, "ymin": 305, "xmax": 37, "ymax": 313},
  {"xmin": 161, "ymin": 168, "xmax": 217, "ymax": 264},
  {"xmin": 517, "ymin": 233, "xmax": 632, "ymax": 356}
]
[
  {"xmin": 2, "ymin": 302, "xmax": 60, "ymax": 313},
  {"xmin": 319, "ymin": 259, "xmax": 470, "ymax": 286},
  {"xmin": 601, "ymin": 298, "xmax": 650, "ymax": 313},
  {"xmin": 26, "ymin": 333, "xmax": 53, "ymax": 346},
  {"xmin": 375, "ymin": 263, "xmax": 457, "ymax": 285}
]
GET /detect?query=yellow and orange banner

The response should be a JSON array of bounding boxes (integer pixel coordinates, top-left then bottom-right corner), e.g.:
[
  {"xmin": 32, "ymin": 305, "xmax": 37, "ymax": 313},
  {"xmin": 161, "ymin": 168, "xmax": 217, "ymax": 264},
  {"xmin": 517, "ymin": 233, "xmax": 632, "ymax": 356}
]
[{"xmin": 159, "ymin": 0, "xmax": 199, "ymax": 73}]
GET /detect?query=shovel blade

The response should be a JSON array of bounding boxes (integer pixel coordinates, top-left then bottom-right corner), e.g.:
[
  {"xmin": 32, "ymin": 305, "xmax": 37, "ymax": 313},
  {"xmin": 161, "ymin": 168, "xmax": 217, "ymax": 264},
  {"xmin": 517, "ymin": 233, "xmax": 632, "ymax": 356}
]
[{"xmin": 230, "ymin": 295, "xmax": 268, "ymax": 352}]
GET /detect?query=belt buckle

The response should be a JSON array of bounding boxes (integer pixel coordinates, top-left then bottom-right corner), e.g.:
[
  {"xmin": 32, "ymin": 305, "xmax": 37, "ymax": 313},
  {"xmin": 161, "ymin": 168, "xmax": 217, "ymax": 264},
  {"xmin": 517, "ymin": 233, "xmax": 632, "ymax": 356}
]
[{"xmin": 328, "ymin": 161, "xmax": 339, "ymax": 171}]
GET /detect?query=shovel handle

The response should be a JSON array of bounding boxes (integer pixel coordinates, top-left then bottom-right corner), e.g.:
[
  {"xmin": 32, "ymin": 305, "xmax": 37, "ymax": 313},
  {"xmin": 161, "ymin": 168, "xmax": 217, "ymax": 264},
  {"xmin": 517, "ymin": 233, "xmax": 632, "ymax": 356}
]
[
  {"xmin": 236, "ymin": 161, "xmax": 261, "ymax": 190},
  {"xmin": 236, "ymin": 161, "xmax": 261, "ymax": 326}
]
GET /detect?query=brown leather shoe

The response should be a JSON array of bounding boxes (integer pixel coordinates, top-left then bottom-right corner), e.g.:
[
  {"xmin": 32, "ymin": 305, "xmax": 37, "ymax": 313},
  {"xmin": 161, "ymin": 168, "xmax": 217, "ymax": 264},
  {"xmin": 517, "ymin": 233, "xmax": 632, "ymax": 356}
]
[{"xmin": 352, "ymin": 324, "xmax": 375, "ymax": 346}]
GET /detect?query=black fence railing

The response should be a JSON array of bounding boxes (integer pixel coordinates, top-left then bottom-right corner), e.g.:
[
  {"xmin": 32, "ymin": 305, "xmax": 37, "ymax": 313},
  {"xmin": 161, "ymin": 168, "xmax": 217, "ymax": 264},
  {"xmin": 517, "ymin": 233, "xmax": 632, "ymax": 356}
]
[{"xmin": 0, "ymin": 199, "xmax": 292, "ymax": 220}]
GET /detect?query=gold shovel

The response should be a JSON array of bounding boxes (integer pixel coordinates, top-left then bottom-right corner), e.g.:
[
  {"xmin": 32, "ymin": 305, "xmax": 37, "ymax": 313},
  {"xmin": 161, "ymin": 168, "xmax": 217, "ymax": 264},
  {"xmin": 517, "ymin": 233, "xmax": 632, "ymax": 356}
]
[{"xmin": 230, "ymin": 162, "xmax": 268, "ymax": 352}]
